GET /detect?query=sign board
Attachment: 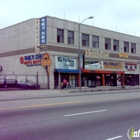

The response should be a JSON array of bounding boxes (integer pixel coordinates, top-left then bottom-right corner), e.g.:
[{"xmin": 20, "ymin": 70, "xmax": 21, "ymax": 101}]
[
  {"xmin": 40, "ymin": 17, "xmax": 47, "ymax": 45},
  {"xmin": 79, "ymin": 54, "xmax": 84, "ymax": 69},
  {"xmin": 41, "ymin": 53, "xmax": 52, "ymax": 74},
  {"xmin": 35, "ymin": 20, "xmax": 40, "ymax": 54},
  {"xmin": 85, "ymin": 49, "xmax": 109, "ymax": 58},
  {"xmin": 103, "ymin": 62, "xmax": 123, "ymax": 69},
  {"xmin": 125, "ymin": 63, "xmax": 137, "ymax": 71},
  {"xmin": 85, "ymin": 60, "xmax": 103, "ymax": 69},
  {"xmin": 20, "ymin": 54, "xmax": 43, "ymax": 67},
  {"xmin": 55, "ymin": 56, "xmax": 77, "ymax": 69},
  {"xmin": 119, "ymin": 52, "xmax": 128, "ymax": 58}
]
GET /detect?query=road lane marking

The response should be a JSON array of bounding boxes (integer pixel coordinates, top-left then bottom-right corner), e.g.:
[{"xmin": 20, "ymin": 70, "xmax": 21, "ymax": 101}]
[
  {"xmin": 0, "ymin": 101, "xmax": 82, "ymax": 111},
  {"xmin": 0, "ymin": 95, "xmax": 140, "ymax": 111},
  {"xmin": 106, "ymin": 135, "xmax": 122, "ymax": 140},
  {"xmin": 64, "ymin": 109, "xmax": 107, "ymax": 117}
]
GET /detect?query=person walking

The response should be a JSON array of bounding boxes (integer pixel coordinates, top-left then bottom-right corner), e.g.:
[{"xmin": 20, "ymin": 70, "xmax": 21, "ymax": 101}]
[{"xmin": 62, "ymin": 78, "xmax": 67, "ymax": 89}]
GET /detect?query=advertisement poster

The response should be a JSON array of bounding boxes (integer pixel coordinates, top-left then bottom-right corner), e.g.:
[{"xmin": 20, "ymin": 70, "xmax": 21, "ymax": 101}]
[
  {"xmin": 84, "ymin": 60, "xmax": 103, "ymax": 69},
  {"xmin": 55, "ymin": 56, "xmax": 77, "ymax": 69}
]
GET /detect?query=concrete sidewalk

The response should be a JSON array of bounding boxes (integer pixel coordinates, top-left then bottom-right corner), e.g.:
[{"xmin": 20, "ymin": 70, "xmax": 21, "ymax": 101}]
[{"xmin": 0, "ymin": 85, "xmax": 140, "ymax": 101}]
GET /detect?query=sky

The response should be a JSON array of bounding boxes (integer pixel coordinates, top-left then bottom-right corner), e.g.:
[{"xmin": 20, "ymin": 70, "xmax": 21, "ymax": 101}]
[{"xmin": 0, "ymin": 0, "xmax": 140, "ymax": 36}]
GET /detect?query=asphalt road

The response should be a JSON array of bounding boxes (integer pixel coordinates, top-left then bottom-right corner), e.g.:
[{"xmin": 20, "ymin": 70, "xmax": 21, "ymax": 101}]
[{"xmin": 0, "ymin": 90, "xmax": 140, "ymax": 140}]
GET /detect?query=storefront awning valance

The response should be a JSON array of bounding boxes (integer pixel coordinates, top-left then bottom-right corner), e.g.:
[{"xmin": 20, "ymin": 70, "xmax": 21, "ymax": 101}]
[
  {"xmin": 55, "ymin": 69, "xmax": 80, "ymax": 73},
  {"xmin": 82, "ymin": 69, "xmax": 124, "ymax": 74}
]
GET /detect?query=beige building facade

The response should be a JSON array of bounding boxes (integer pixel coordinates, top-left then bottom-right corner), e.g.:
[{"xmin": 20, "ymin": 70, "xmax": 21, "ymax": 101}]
[{"xmin": 0, "ymin": 16, "xmax": 140, "ymax": 88}]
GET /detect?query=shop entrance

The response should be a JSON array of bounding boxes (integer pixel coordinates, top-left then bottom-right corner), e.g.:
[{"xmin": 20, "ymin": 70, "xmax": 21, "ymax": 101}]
[
  {"xmin": 105, "ymin": 74, "xmax": 117, "ymax": 86},
  {"xmin": 82, "ymin": 73, "xmax": 102, "ymax": 87}
]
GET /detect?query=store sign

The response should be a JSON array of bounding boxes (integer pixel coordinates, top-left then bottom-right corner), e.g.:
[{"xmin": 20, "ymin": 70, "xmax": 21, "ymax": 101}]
[
  {"xmin": 125, "ymin": 63, "xmax": 137, "ymax": 71},
  {"xmin": 55, "ymin": 56, "xmax": 77, "ymax": 69},
  {"xmin": 85, "ymin": 60, "xmax": 103, "ymax": 69},
  {"xmin": 41, "ymin": 53, "xmax": 52, "ymax": 74},
  {"xmin": 20, "ymin": 54, "xmax": 43, "ymax": 67},
  {"xmin": 40, "ymin": 17, "xmax": 47, "ymax": 45},
  {"xmin": 35, "ymin": 20, "xmax": 40, "ymax": 53},
  {"xmin": 104, "ymin": 62, "xmax": 123, "ymax": 69},
  {"xmin": 85, "ymin": 49, "xmax": 109, "ymax": 58},
  {"xmin": 119, "ymin": 52, "xmax": 128, "ymax": 58},
  {"xmin": 79, "ymin": 54, "xmax": 84, "ymax": 69}
]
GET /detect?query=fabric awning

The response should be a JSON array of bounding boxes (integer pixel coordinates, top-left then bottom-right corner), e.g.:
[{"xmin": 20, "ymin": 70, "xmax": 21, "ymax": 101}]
[{"xmin": 55, "ymin": 69, "xmax": 80, "ymax": 73}]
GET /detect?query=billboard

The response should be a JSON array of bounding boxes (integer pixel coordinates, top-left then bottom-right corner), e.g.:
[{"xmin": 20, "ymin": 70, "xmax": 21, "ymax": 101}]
[{"xmin": 55, "ymin": 56, "xmax": 77, "ymax": 69}]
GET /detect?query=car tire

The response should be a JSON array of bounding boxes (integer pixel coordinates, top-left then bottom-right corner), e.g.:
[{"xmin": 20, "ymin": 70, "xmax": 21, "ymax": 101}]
[{"xmin": 4, "ymin": 85, "xmax": 8, "ymax": 88}]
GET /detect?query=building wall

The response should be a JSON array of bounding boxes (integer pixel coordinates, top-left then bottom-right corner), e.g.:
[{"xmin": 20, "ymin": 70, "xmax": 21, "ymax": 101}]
[
  {"xmin": 0, "ymin": 16, "xmax": 140, "ymax": 88},
  {"xmin": 0, "ymin": 18, "xmax": 36, "ymax": 53},
  {"xmin": 47, "ymin": 16, "xmax": 140, "ymax": 55}
]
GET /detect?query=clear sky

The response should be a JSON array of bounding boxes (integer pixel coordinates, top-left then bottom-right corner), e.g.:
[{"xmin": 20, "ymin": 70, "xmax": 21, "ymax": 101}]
[{"xmin": 0, "ymin": 0, "xmax": 140, "ymax": 36}]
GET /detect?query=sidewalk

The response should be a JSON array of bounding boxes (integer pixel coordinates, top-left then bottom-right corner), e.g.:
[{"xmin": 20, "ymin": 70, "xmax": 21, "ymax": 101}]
[
  {"xmin": 66, "ymin": 85, "xmax": 140, "ymax": 93},
  {"xmin": 0, "ymin": 85, "xmax": 140, "ymax": 101}
]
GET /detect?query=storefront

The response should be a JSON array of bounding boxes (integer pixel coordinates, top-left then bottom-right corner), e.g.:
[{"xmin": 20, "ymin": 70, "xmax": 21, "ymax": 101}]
[
  {"xmin": 82, "ymin": 60, "xmax": 124, "ymax": 87},
  {"xmin": 124, "ymin": 63, "xmax": 139, "ymax": 85},
  {"xmin": 54, "ymin": 55, "xmax": 79, "ymax": 88}
]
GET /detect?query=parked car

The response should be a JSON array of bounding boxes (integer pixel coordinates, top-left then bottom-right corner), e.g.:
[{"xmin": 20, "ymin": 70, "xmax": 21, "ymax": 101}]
[
  {"xmin": 0, "ymin": 78, "xmax": 18, "ymax": 88},
  {"xmin": 17, "ymin": 79, "xmax": 40, "ymax": 89}
]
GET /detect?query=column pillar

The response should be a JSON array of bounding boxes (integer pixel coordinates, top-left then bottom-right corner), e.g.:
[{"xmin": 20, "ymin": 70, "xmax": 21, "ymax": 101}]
[
  {"xmin": 102, "ymin": 74, "xmax": 105, "ymax": 86},
  {"xmin": 121, "ymin": 74, "xmax": 125, "ymax": 87},
  {"xmin": 78, "ymin": 73, "xmax": 80, "ymax": 87}
]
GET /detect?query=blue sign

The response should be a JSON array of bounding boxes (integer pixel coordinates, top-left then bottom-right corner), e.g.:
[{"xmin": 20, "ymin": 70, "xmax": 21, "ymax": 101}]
[{"xmin": 40, "ymin": 17, "xmax": 47, "ymax": 45}]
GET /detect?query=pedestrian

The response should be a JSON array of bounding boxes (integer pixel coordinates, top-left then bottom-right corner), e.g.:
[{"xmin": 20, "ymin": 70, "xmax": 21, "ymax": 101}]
[
  {"xmin": 66, "ymin": 81, "xmax": 69, "ymax": 89},
  {"xmin": 62, "ymin": 78, "xmax": 67, "ymax": 89}
]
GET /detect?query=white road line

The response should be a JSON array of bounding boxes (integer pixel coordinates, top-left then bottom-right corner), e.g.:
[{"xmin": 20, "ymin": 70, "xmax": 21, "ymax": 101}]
[
  {"xmin": 106, "ymin": 135, "xmax": 122, "ymax": 140},
  {"xmin": 64, "ymin": 109, "xmax": 107, "ymax": 117}
]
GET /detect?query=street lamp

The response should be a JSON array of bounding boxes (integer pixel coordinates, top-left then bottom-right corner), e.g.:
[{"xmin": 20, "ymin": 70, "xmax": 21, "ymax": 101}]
[{"xmin": 78, "ymin": 16, "xmax": 93, "ymax": 91}]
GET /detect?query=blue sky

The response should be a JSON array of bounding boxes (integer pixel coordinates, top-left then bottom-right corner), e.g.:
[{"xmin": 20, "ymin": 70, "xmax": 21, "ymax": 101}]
[{"xmin": 0, "ymin": 0, "xmax": 140, "ymax": 36}]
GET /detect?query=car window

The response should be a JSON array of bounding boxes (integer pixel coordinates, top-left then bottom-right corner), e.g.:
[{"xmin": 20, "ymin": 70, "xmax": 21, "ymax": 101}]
[
  {"xmin": 20, "ymin": 80, "xmax": 26, "ymax": 83},
  {"xmin": 6, "ymin": 79, "xmax": 16, "ymax": 84},
  {"xmin": 0, "ymin": 79, "xmax": 4, "ymax": 84}
]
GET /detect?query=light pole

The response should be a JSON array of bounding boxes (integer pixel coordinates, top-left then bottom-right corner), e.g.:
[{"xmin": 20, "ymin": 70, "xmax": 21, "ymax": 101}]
[{"xmin": 78, "ymin": 16, "xmax": 93, "ymax": 91}]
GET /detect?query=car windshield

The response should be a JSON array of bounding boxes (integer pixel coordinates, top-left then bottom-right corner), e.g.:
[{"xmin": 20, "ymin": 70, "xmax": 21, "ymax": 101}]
[{"xmin": 27, "ymin": 80, "xmax": 35, "ymax": 84}]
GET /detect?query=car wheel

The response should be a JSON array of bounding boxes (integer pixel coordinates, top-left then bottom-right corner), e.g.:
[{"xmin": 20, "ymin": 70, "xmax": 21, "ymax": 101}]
[{"xmin": 4, "ymin": 85, "xmax": 8, "ymax": 88}]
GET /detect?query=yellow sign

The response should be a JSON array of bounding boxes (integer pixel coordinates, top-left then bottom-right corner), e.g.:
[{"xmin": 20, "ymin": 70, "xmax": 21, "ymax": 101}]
[
  {"xmin": 41, "ymin": 53, "xmax": 52, "ymax": 74},
  {"xmin": 119, "ymin": 52, "xmax": 128, "ymax": 58},
  {"xmin": 104, "ymin": 62, "xmax": 123, "ymax": 69},
  {"xmin": 86, "ymin": 49, "xmax": 109, "ymax": 58}
]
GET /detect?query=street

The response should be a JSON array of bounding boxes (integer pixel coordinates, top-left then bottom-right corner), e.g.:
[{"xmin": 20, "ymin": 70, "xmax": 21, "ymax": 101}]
[{"xmin": 0, "ymin": 89, "xmax": 140, "ymax": 140}]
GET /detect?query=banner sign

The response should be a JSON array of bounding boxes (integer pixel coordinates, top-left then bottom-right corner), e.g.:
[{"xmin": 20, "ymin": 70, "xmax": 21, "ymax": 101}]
[
  {"xmin": 35, "ymin": 20, "xmax": 40, "ymax": 53},
  {"xmin": 55, "ymin": 56, "xmax": 77, "ymax": 69},
  {"xmin": 20, "ymin": 54, "xmax": 43, "ymax": 67},
  {"xmin": 85, "ymin": 60, "xmax": 103, "ymax": 69},
  {"xmin": 125, "ymin": 63, "xmax": 137, "ymax": 71},
  {"xmin": 79, "ymin": 54, "xmax": 84, "ymax": 69},
  {"xmin": 40, "ymin": 17, "xmax": 47, "ymax": 45},
  {"xmin": 85, "ymin": 49, "xmax": 109, "ymax": 58},
  {"xmin": 104, "ymin": 62, "xmax": 123, "ymax": 69}
]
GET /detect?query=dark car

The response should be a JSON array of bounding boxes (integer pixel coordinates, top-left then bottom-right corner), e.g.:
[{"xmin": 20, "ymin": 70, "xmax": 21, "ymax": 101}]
[
  {"xmin": 0, "ymin": 78, "xmax": 18, "ymax": 88},
  {"xmin": 17, "ymin": 79, "xmax": 40, "ymax": 89}
]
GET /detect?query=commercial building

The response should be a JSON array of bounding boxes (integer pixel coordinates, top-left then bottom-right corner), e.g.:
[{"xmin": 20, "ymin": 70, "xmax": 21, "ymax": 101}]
[{"xmin": 0, "ymin": 16, "xmax": 140, "ymax": 89}]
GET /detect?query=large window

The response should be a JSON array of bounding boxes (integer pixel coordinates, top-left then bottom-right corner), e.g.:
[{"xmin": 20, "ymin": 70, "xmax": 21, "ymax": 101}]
[
  {"xmin": 113, "ymin": 40, "xmax": 119, "ymax": 51},
  {"xmin": 82, "ymin": 34, "xmax": 89, "ymax": 47},
  {"xmin": 92, "ymin": 35, "xmax": 99, "ymax": 48},
  {"xmin": 68, "ymin": 31, "xmax": 74, "ymax": 44},
  {"xmin": 124, "ymin": 42, "xmax": 129, "ymax": 52},
  {"xmin": 131, "ymin": 43, "xmax": 136, "ymax": 53},
  {"xmin": 57, "ymin": 29, "xmax": 64, "ymax": 43},
  {"xmin": 105, "ymin": 38, "xmax": 111, "ymax": 50}
]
